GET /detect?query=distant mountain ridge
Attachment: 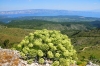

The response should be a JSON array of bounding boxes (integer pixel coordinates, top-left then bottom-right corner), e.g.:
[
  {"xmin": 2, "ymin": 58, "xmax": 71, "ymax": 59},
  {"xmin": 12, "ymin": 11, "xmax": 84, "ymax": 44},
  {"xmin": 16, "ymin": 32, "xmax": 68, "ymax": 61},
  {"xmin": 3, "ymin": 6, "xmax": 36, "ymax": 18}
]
[
  {"xmin": 0, "ymin": 9, "xmax": 100, "ymax": 18},
  {"xmin": 0, "ymin": 16, "xmax": 100, "ymax": 23}
]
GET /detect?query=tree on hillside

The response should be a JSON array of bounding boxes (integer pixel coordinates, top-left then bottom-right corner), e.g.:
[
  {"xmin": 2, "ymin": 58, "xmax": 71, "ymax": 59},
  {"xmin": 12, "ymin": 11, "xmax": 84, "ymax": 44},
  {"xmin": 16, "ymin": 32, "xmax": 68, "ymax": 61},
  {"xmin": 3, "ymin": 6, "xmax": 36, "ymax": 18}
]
[{"xmin": 3, "ymin": 39, "xmax": 9, "ymax": 48}]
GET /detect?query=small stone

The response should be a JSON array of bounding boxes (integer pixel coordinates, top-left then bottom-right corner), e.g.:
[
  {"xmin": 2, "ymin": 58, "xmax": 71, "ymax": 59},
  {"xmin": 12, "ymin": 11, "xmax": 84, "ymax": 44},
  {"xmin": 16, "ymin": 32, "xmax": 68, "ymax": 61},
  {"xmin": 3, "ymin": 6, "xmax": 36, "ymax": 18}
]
[
  {"xmin": 46, "ymin": 63, "xmax": 50, "ymax": 66},
  {"xmin": 2, "ymin": 62, "xmax": 10, "ymax": 66}
]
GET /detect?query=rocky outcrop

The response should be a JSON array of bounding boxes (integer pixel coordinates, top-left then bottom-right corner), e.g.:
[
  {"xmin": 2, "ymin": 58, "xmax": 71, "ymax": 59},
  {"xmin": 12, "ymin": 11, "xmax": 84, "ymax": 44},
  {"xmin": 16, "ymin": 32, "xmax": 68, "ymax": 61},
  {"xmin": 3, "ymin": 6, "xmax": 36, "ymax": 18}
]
[
  {"xmin": 0, "ymin": 47, "xmax": 25, "ymax": 66},
  {"xmin": 86, "ymin": 61, "xmax": 99, "ymax": 66},
  {"xmin": 1, "ymin": 47, "xmax": 99, "ymax": 66},
  {"xmin": 0, "ymin": 47, "xmax": 52, "ymax": 66}
]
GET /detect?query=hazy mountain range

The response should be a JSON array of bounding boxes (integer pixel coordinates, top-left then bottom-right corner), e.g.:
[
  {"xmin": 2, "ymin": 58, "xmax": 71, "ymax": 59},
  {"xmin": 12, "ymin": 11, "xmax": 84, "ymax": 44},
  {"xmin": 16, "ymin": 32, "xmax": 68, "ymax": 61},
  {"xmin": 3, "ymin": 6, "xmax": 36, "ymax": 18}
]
[{"xmin": 0, "ymin": 9, "xmax": 100, "ymax": 18}]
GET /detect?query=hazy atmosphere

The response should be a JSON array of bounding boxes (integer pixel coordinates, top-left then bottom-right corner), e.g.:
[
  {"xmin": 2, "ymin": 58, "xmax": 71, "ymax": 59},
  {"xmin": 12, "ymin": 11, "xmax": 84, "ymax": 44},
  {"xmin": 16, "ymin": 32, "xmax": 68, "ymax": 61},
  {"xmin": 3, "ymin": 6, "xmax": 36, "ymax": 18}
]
[{"xmin": 0, "ymin": 0, "xmax": 100, "ymax": 11}]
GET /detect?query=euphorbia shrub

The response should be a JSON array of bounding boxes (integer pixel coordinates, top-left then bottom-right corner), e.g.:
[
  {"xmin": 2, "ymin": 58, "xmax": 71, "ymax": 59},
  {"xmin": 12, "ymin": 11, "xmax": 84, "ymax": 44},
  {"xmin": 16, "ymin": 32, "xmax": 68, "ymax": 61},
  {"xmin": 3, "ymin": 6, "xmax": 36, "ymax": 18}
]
[{"xmin": 14, "ymin": 29, "xmax": 78, "ymax": 66}]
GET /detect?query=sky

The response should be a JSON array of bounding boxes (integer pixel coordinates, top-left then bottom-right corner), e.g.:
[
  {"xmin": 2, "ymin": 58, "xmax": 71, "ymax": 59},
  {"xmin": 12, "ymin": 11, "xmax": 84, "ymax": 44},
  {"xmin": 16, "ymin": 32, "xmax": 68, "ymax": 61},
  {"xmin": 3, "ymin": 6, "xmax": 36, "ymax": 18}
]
[{"xmin": 0, "ymin": 0, "xmax": 100, "ymax": 11}]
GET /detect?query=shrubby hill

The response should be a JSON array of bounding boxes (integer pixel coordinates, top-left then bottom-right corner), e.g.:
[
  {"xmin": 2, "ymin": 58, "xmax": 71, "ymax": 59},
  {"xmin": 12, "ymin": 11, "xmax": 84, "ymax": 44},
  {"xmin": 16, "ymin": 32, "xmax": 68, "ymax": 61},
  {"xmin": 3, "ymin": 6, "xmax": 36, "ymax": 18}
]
[
  {"xmin": 0, "ymin": 19, "xmax": 100, "ymax": 65},
  {"xmin": 5, "ymin": 19, "xmax": 94, "ymax": 30},
  {"xmin": 90, "ymin": 20, "xmax": 100, "ymax": 28},
  {"xmin": 0, "ymin": 15, "xmax": 100, "ymax": 23}
]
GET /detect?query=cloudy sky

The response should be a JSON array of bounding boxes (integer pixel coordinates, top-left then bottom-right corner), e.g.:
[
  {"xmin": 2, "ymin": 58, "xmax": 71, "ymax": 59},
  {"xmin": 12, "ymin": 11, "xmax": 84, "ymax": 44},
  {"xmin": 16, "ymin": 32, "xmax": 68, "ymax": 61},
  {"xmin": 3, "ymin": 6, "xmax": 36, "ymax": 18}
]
[{"xmin": 0, "ymin": 0, "xmax": 100, "ymax": 11}]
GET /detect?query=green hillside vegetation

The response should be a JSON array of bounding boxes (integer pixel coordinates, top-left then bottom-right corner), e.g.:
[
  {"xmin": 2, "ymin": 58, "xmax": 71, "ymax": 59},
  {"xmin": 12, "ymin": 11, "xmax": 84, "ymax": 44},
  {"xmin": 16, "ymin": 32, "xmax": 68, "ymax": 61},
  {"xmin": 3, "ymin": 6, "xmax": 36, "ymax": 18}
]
[
  {"xmin": 0, "ymin": 26, "xmax": 34, "ymax": 48},
  {"xmin": 1, "ymin": 16, "xmax": 100, "ymax": 23},
  {"xmin": 6, "ymin": 19, "xmax": 93, "ymax": 30},
  {"xmin": 0, "ymin": 19, "xmax": 100, "ymax": 65}
]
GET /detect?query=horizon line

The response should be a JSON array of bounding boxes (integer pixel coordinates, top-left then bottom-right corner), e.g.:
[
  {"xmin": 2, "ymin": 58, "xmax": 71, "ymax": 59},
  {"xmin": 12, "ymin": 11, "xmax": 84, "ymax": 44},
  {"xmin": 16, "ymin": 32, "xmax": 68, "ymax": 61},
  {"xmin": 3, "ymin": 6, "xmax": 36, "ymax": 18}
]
[{"xmin": 0, "ymin": 8, "xmax": 98, "ymax": 12}]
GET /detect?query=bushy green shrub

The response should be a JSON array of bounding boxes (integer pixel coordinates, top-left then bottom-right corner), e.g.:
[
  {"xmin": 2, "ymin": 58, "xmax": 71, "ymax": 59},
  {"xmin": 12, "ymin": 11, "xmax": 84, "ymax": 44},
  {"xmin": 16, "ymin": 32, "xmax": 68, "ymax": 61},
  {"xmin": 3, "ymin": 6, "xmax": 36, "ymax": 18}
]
[
  {"xmin": 39, "ymin": 58, "xmax": 44, "ymax": 64},
  {"xmin": 77, "ymin": 61, "xmax": 82, "ymax": 65},
  {"xmin": 13, "ymin": 29, "xmax": 78, "ymax": 65}
]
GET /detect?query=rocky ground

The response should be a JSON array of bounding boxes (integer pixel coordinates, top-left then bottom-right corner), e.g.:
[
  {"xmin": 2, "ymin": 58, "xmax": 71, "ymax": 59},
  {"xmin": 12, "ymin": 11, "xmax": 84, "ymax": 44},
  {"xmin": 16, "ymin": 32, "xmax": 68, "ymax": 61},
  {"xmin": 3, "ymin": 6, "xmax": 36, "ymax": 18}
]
[
  {"xmin": 86, "ymin": 61, "xmax": 99, "ymax": 66},
  {"xmin": 0, "ymin": 47, "xmax": 99, "ymax": 66},
  {"xmin": 0, "ymin": 48, "xmax": 24, "ymax": 66},
  {"xmin": 0, "ymin": 47, "xmax": 52, "ymax": 66}
]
